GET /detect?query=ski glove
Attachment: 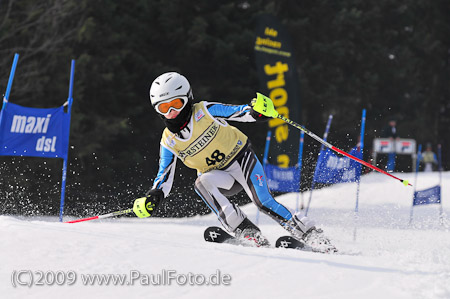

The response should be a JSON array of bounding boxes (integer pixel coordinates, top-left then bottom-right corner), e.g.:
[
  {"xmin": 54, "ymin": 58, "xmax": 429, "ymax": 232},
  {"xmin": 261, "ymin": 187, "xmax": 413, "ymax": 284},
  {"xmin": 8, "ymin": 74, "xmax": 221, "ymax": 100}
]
[
  {"xmin": 250, "ymin": 92, "xmax": 279, "ymax": 118},
  {"xmin": 133, "ymin": 189, "xmax": 164, "ymax": 218},
  {"xmin": 250, "ymin": 105, "xmax": 271, "ymax": 122}
]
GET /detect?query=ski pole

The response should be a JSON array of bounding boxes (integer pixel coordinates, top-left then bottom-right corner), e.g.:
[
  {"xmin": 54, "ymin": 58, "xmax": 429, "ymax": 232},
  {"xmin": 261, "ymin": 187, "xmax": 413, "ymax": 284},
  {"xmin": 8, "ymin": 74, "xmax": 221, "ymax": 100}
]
[
  {"xmin": 278, "ymin": 115, "xmax": 411, "ymax": 187},
  {"xmin": 64, "ymin": 208, "xmax": 133, "ymax": 223}
]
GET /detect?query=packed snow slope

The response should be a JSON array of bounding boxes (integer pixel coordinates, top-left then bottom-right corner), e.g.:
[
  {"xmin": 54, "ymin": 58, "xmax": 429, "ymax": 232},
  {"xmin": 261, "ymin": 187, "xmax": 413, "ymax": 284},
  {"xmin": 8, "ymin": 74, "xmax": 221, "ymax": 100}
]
[{"xmin": 1, "ymin": 171, "xmax": 450, "ymax": 299}]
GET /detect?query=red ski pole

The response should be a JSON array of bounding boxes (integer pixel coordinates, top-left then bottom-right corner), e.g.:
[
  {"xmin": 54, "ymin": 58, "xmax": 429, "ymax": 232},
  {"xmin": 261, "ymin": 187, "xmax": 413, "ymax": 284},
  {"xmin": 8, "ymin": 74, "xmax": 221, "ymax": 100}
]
[
  {"xmin": 278, "ymin": 115, "xmax": 412, "ymax": 187},
  {"xmin": 64, "ymin": 208, "xmax": 133, "ymax": 223}
]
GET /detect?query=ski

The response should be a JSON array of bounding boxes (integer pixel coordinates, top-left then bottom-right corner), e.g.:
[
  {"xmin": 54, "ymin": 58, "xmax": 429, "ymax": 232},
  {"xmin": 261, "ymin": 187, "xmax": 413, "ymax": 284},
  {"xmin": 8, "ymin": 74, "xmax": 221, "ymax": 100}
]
[
  {"xmin": 204, "ymin": 226, "xmax": 338, "ymax": 253},
  {"xmin": 275, "ymin": 236, "xmax": 338, "ymax": 254},
  {"xmin": 275, "ymin": 236, "xmax": 305, "ymax": 250},
  {"xmin": 276, "ymin": 234, "xmax": 338, "ymax": 254},
  {"xmin": 204, "ymin": 226, "xmax": 251, "ymax": 247}
]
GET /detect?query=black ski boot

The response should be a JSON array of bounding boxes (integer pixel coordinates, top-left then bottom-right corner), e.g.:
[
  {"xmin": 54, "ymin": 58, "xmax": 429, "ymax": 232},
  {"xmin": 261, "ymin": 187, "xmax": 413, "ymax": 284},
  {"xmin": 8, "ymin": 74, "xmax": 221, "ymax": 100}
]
[
  {"xmin": 302, "ymin": 227, "xmax": 337, "ymax": 253},
  {"xmin": 284, "ymin": 215, "xmax": 337, "ymax": 253},
  {"xmin": 234, "ymin": 218, "xmax": 270, "ymax": 247}
]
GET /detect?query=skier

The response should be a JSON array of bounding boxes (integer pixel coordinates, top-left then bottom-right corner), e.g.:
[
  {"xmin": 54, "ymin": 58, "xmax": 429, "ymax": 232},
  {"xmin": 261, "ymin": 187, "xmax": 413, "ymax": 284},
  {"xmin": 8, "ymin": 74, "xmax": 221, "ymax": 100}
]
[{"xmin": 133, "ymin": 72, "xmax": 333, "ymax": 251}]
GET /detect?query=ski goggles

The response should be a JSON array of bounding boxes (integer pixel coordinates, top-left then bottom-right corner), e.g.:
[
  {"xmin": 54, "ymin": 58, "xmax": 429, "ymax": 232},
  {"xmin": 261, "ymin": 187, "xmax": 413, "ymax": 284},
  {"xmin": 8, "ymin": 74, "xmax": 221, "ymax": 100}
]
[{"xmin": 154, "ymin": 97, "xmax": 187, "ymax": 115}]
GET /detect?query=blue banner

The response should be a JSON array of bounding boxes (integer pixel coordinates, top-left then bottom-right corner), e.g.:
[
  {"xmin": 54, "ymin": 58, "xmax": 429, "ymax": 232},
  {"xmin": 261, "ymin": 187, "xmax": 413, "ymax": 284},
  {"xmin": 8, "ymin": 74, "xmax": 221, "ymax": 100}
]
[
  {"xmin": 313, "ymin": 146, "xmax": 362, "ymax": 184},
  {"xmin": 265, "ymin": 164, "xmax": 300, "ymax": 192},
  {"xmin": 413, "ymin": 185, "xmax": 441, "ymax": 206},
  {"xmin": 0, "ymin": 102, "xmax": 70, "ymax": 159}
]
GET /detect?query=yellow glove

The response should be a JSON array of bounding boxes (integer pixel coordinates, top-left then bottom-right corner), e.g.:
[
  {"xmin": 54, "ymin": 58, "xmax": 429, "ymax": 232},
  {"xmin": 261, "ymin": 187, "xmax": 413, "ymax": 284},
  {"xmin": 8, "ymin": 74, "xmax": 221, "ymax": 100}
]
[
  {"xmin": 133, "ymin": 189, "xmax": 164, "ymax": 218},
  {"xmin": 250, "ymin": 93, "xmax": 279, "ymax": 118}
]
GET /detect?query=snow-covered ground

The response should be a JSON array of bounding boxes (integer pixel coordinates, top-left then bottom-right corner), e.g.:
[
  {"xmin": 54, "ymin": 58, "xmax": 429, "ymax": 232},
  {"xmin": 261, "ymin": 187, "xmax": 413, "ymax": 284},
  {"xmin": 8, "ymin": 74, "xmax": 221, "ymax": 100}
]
[{"xmin": 1, "ymin": 171, "xmax": 449, "ymax": 299}]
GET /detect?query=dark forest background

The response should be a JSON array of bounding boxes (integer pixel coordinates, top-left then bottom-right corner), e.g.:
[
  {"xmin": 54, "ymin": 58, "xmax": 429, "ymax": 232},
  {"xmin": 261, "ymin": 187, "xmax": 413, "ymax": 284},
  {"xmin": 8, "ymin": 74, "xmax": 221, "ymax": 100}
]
[{"xmin": 0, "ymin": 0, "xmax": 449, "ymax": 218}]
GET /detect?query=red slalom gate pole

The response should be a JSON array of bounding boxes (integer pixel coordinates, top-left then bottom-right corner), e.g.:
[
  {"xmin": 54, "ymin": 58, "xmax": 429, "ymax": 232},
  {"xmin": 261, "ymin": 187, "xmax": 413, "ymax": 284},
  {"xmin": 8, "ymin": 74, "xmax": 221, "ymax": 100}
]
[
  {"xmin": 64, "ymin": 208, "xmax": 133, "ymax": 223},
  {"xmin": 278, "ymin": 115, "xmax": 412, "ymax": 187}
]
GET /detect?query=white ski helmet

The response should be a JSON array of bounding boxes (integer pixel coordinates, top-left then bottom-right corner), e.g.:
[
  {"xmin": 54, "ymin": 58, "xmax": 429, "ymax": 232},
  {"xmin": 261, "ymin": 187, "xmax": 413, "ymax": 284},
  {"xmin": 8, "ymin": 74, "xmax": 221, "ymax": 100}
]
[{"xmin": 149, "ymin": 72, "xmax": 193, "ymax": 115}]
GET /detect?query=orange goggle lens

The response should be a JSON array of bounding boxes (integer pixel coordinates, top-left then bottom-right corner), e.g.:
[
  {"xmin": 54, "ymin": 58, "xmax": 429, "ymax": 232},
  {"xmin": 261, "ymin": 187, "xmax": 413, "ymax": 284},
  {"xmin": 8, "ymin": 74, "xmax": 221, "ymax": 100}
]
[{"xmin": 156, "ymin": 98, "xmax": 185, "ymax": 114}]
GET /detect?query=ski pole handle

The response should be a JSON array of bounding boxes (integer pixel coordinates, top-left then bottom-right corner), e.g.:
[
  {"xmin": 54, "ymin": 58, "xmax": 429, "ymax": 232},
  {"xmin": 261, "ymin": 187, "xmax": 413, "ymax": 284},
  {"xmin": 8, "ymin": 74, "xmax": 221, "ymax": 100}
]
[
  {"xmin": 278, "ymin": 114, "xmax": 412, "ymax": 187},
  {"xmin": 64, "ymin": 208, "xmax": 133, "ymax": 223}
]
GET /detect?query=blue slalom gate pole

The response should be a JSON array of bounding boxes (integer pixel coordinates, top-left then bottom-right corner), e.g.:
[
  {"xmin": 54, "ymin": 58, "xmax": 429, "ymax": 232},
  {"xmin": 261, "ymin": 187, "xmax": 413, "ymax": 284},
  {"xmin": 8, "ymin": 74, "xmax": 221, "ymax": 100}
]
[
  {"xmin": 4, "ymin": 53, "xmax": 19, "ymax": 103},
  {"xmin": 353, "ymin": 109, "xmax": 366, "ymax": 240},
  {"xmin": 263, "ymin": 130, "xmax": 272, "ymax": 169},
  {"xmin": 438, "ymin": 144, "xmax": 442, "ymax": 184},
  {"xmin": 437, "ymin": 144, "xmax": 443, "ymax": 224},
  {"xmin": 1, "ymin": 53, "xmax": 19, "ymax": 125},
  {"xmin": 296, "ymin": 131, "xmax": 305, "ymax": 212},
  {"xmin": 256, "ymin": 130, "xmax": 272, "ymax": 225},
  {"xmin": 409, "ymin": 144, "xmax": 422, "ymax": 225},
  {"xmin": 59, "ymin": 59, "xmax": 75, "ymax": 222},
  {"xmin": 305, "ymin": 114, "xmax": 333, "ymax": 216}
]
